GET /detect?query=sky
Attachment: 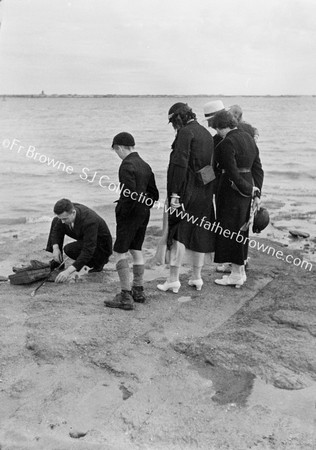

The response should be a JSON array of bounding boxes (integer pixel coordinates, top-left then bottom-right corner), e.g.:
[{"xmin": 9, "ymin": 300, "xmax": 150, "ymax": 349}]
[{"xmin": 0, "ymin": 0, "xmax": 315, "ymax": 95}]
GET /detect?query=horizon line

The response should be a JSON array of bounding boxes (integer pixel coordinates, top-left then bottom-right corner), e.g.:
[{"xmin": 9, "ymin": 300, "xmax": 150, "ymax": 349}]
[{"xmin": 1, "ymin": 93, "xmax": 315, "ymax": 98}]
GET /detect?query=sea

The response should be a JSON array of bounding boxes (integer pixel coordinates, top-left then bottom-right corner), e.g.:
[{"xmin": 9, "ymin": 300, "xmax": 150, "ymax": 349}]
[{"xmin": 1, "ymin": 96, "xmax": 316, "ymax": 261}]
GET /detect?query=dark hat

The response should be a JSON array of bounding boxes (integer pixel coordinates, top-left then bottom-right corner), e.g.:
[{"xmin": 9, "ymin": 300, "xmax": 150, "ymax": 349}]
[
  {"xmin": 252, "ymin": 207, "xmax": 270, "ymax": 233},
  {"xmin": 112, "ymin": 132, "xmax": 135, "ymax": 148},
  {"xmin": 168, "ymin": 102, "xmax": 190, "ymax": 122}
]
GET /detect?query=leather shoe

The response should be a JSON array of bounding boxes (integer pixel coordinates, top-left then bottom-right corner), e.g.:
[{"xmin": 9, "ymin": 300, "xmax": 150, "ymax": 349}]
[
  {"xmin": 214, "ymin": 275, "xmax": 245, "ymax": 288},
  {"xmin": 188, "ymin": 279, "xmax": 203, "ymax": 291},
  {"xmin": 216, "ymin": 263, "xmax": 231, "ymax": 273},
  {"xmin": 104, "ymin": 290, "xmax": 134, "ymax": 310},
  {"xmin": 216, "ymin": 261, "xmax": 249, "ymax": 273},
  {"xmin": 132, "ymin": 286, "xmax": 146, "ymax": 303},
  {"xmin": 157, "ymin": 280, "xmax": 181, "ymax": 293}
]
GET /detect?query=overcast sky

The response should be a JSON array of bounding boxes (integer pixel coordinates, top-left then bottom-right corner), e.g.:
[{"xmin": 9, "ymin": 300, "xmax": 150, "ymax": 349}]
[{"xmin": 0, "ymin": 0, "xmax": 315, "ymax": 95}]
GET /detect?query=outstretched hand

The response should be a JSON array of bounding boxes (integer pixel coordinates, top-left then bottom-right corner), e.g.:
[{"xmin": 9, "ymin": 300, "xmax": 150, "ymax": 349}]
[{"xmin": 55, "ymin": 266, "xmax": 76, "ymax": 283}]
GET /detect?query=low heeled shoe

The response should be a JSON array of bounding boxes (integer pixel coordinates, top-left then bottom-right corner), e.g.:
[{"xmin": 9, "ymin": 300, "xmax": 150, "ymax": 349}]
[
  {"xmin": 157, "ymin": 280, "xmax": 181, "ymax": 293},
  {"xmin": 188, "ymin": 279, "xmax": 203, "ymax": 291},
  {"xmin": 222, "ymin": 273, "xmax": 247, "ymax": 283},
  {"xmin": 216, "ymin": 263, "xmax": 232, "ymax": 274},
  {"xmin": 214, "ymin": 275, "xmax": 245, "ymax": 288},
  {"xmin": 216, "ymin": 261, "xmax": 249, "ymax": 273}
]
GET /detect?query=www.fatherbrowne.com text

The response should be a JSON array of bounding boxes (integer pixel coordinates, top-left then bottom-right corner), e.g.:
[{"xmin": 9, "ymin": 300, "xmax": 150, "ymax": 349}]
[{"xmin": 3, "ymin": 137, "xmax": 312, "ymax": 272}]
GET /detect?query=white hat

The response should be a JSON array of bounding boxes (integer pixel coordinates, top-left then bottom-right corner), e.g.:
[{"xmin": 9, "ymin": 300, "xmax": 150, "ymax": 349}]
[{"xmin": 203, "ymin": 100, "xmax": 226, "ymax": 121}]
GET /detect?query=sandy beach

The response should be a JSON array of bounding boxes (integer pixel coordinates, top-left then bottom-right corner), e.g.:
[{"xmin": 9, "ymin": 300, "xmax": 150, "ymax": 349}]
[{"xmin": 0, "ymin": 220, "xmax": 315, "ymax": 449}]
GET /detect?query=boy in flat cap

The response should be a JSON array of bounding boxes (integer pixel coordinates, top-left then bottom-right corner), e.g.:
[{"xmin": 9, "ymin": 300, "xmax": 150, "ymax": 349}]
[{"xmin": 104, "ymin": 132, "xmax": 159, "ymax": 310}]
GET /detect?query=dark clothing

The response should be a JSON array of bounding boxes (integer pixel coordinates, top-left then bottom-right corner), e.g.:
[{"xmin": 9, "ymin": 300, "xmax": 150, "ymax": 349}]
[
  {"xmin": 167, "ymin": 120, "xmax": 215, "ymax": 253},
  {"xmin": 46, "ymin": 203, "xmax": 112, "ymax": 271},
  {"xmin": 213, "ymin": 121, "xmax": 257, "ymax": 148},
  {"xmin": 114, "ymin": 152, "xmax": 159, "ymax": 253},
  {"xmin": 213, "ymin": 133, "xmax": 223, "ymax": 148},
  {"xmin": 213, "ymin": 134, "xmax": 224, "ymax": 192},
  {"xmin": 214, "ymin": 128, "xmax": 264, "ymax": 265},
  {"xmin": 114, "ymin": 212, "xmax": 149, "ymax": 253},
  {"xmin": 63, "ymin": 240, "xmax": 110, "ymax": 268},
  {"xmin": 237, "ymin": 121, "xmax": 258, "ymax": 139},
  {"xmin": 213, "ymin": 121, "xmax": 258, "ymax": 199},
  {"xmin": 115, "ymin": 152, "xmax": 159, "ymax": 219}
]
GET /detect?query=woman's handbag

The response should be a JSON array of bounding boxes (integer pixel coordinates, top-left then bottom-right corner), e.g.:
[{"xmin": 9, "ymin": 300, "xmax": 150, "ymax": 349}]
[{"xmin": 197, "ymin": 165, "xmax": 216, "ymax": 185}]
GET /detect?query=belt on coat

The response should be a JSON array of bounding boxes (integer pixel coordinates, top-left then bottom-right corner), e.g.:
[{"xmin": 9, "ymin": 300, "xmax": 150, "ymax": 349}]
[{"xmin": 222, "ymin": 168, "xmax": 251, "ymax": 174}]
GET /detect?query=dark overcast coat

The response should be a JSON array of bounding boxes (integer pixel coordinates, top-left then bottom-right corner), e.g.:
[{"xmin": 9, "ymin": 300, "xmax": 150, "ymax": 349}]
[
  {"xmin": 167, "ymin": 120, "xmax": 216, "ymax": 253},
  {"xmin": 214, "ymin": 128, "xmax": 264, "ymax": 265}
]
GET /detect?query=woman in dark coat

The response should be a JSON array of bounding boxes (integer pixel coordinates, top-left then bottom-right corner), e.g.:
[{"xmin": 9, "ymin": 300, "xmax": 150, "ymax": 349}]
[
  {"xmin": 157, "ymin": 103, "xmax": 216, "ymax": 293},
  {"xmin": 212, "ymin": 110, "xmax": 264, "ymax": 287}
]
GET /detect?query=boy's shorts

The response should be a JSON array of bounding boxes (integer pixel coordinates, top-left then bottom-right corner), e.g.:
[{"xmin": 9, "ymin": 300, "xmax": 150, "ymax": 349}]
[{"xmin": 113, "ymin": 212, "xmax": 150, "ymax": 254}]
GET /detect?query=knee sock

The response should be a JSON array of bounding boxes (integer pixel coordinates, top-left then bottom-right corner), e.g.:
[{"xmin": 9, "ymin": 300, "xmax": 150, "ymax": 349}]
[
  {"xmin": 116, "ymin": 259, "xmax": 131, "ymax": 291},
  {"xmin": 132, "ymin": 264, "xmax": 144, "ymax": 287}
]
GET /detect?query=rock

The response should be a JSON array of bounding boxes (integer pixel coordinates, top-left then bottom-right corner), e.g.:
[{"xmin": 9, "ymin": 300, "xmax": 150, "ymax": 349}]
[
  {"xmin": 69, "ymin": 430, "xmax": 87, "ymax": 439},
  {"xmin": 178, "ymin": 296, "xmax": 192, "ymax": 303},
  {"xmin": 173, "ymin": 265, "xmax": 316, "ymax": 390},
  {"xmin": 270, "ymin": 310, "xmax": 316, "ymax": 337},
  {"xmin": 0, "ymin": 275, "xmax": 8, "ymax": 282},
  {"xmin": 289, "ymin": 230, "xmax": 310, "ymax": 238},
  {"xmin": 120, "ymin": 384, "xmax": 133, "ymax": 400}
]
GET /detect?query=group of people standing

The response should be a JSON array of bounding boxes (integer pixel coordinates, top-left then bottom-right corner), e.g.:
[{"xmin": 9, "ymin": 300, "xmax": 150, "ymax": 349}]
[
  {"xmin": 157, "ymin": 101, "xmax": 263, "ymax": 295},
  {"xmin": 46, "ymin": 99, "xmax": 264, "ymax": 310}
]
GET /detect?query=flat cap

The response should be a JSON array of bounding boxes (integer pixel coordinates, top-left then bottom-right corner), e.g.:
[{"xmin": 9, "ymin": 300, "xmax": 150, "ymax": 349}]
[{"xmin": 112, "ymin": 132, "xmax": 135, "ymax": 148}]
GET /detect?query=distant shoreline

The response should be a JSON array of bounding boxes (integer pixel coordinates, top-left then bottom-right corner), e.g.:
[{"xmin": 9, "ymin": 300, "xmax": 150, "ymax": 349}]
[{"xmin": 1, "ymin": 94, "xmax": 315, "ymax": 98}]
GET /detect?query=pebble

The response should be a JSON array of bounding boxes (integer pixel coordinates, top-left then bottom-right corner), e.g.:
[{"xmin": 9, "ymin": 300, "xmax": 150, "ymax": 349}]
[
  {"xmin": 178, "ymin": 296, "xmax": 192, "ymax": 303},
  {"xmin": 0, "ymin": 276, "xmax": 8, "ymax": 282},
  {"xmin": 69, "ymin": 430, "xmax": 87, "ymax": 439},
  {"xmin": 289, "ymin": 230, "xmax": 310, "ymax": 238}
]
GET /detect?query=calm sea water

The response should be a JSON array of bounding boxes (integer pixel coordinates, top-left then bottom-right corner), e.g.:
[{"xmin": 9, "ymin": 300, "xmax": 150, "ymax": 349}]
[{"xmin": 0, "ymin": 96, "xmax": 316, "ymax": 248}]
